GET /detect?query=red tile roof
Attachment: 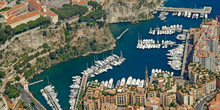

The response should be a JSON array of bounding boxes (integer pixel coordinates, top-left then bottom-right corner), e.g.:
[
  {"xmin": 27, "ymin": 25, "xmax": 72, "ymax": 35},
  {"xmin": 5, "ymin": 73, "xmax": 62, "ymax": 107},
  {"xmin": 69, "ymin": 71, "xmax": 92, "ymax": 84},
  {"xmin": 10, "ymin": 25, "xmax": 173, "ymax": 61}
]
[
  {"xmin": 47, "ymin": 10, "xmax": 57, "ymax": 17},
  {"xmin": 7, "ymin": 10, "xmax": 40, "ymax": 25},
  {"xmin": 28, "ymin": 0, "xmax": 44, "ymax": 12},
  {"xmin": 0, "ymin": 1, "xmax": 6, "ymax": 5},
  {"xmin": 5, "ymin": 3, "xmax": 25, "ymax": 16}
]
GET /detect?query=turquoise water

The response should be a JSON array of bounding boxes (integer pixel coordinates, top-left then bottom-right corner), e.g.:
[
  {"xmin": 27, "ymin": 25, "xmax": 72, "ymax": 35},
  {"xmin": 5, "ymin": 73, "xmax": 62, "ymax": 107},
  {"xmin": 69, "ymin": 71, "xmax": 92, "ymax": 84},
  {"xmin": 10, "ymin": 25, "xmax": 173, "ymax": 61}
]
[{"xmin": 29, "ymin": 0, "xmax": 220, "ymax": 109}]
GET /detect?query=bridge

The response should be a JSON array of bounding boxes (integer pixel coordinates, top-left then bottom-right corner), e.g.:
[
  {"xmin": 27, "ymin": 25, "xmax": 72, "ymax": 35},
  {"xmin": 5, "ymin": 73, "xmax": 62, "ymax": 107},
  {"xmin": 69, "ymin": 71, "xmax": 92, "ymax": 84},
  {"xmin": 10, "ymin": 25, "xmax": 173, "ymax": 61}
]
[{"xmin": 157, "ymin": 6, "xmax": 212, "ymax": 14}]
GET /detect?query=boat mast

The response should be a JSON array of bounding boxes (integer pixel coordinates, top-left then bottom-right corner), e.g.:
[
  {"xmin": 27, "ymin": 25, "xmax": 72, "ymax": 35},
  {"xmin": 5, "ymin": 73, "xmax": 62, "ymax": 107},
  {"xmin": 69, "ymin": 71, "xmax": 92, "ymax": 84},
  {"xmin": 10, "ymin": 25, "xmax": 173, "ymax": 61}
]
[
  {"xmin": 47, "ymin": 76, "xmax": 49, "ymax": 85},
  {"xmin": 120, "ymin": 51, "xmax": 123, "ymax": 58}
]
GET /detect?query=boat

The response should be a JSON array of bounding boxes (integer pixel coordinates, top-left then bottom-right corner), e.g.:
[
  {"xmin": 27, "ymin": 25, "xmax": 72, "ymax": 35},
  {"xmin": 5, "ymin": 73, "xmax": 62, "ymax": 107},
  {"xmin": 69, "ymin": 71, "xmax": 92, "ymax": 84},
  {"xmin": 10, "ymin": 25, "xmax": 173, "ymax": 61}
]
[
  {"xmin": 177, "ymin": 12, "xmax": 181, "ymax": 16},
  {"xmin": 176, "ymin": 34, "xmax": 186, "ymax": 40},
  {"xmin": 116, "ymin": 80, "xmax": 121, "ymax": 87},
  {"xmin": 126, "ymin": 76, "xmax": 132, "ymax": 85},
  {"xmin": 131, "ymin": 79, "xmax": 136, "ymax": 85},
  {"xmin": 104, "ymin": 81, "xmax": 108, "ymax": 88},
  {"xmin": 136, "ymin": 79, "xmax": 140, "ymax": 86},
  {"xmin": 108, "ymin": 78, "xmax": 113, "ymax": 89},
  {"xmin": 120, "ymin": 78, "xmax": 126, "ymax": 86},
  {"xmin": 200, "ymin": 13, "xmax": 204, "ymax": 18},
  {"xmin": 205, "ymin": 14, "xmax": 208, "ymax": 19},
  {"xmin": 187, "ymin": 12, "xmax": 191, "ymax": 18}
]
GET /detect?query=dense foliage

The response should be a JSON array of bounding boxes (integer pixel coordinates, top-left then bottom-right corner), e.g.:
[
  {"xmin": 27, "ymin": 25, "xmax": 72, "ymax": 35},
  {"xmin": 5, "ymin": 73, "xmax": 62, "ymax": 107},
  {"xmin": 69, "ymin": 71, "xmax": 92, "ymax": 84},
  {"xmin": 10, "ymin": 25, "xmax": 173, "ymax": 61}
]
[
  {"xmin": 51, "ymin": 4, "xmax": 88, "ymax": 20},
  {"xmin": 4, "ymin": 82, "xmax": 20, "ymax": 99},
  {"xmin": 79, "ymin": 10, "xmax": 105, "ymax": 22},
  {"xmin": 0, "ymin": 71, "xmax": 6, "ymax": 78},
  {"xmin": 88, "ymin": 1, "xmax": 102, "ymax": 10},
  {"xmin": 13, "ymin": 17, "xmax": 50, "ymax": 34}
]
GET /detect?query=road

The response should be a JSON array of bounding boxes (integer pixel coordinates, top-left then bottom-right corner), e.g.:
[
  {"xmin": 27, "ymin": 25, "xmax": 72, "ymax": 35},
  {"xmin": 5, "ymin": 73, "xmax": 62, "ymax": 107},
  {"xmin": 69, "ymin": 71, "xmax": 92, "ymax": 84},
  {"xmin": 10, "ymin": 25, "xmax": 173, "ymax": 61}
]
[
  {"xmin": 194, "ymin": 94, "xmax": 216, "ymax": 110},
  {"xmin": 17, "ymin": 85, "xmax": 46, "ymax": 110}
]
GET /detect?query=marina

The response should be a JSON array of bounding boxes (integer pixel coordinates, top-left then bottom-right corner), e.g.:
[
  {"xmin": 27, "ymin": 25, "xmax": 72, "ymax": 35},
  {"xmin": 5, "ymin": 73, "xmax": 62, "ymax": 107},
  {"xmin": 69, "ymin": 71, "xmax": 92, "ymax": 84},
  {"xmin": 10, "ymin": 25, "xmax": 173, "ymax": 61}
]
[
  {"xmin": 136, "ymin": 39, "xmax": 176, "ymax": 49},
  {"xmin": 28, "ymin": 0, "xmax": 220, "ymax": 109},
  {"xmin": 41, "ymin": 85, "xmax": 62, "ymax": 110},
  {"xmin": 100, "ymin": 76, "xmax": 145, "ymax": 88},
  {"xmin": 69, "ymin": 76, "xmax": 81, "ymax": 110},
  {"xmin": 149, "ymin": 24, "xmax": 183, "ymax": 36},
  {"xmin": 81, "ymin": 53, "xmax": 125, "ymax": 77},
  {"xmin": 167, "ymin": 44, "xmax": 184, "ymax": 70}
]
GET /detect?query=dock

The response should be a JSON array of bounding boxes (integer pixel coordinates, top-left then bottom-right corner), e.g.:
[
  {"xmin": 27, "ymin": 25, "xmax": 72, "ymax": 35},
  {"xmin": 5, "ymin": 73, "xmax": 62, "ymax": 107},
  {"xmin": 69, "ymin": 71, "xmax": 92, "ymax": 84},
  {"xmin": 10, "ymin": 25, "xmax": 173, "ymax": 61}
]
[
  {"xmin": 28, "ymin": 80, "xmax": 43, "ymax": 86},
  {"xmin": 75, "ymin": 74, "xmax": 88, "ymax": 109},
  {"xmin": 116, "ymin": 28, "xmax": 129, "ymax": 40},
  {"xmin": 181, "ymin": 31, "xmax": 190, "ymax": 78},
  {"xmin": 157, "ymin": 6, "xmax": 212, "ymax": 14},
  {"xmin": 44, "ymin": 88, "xmax": 59, "ymax": 110}
]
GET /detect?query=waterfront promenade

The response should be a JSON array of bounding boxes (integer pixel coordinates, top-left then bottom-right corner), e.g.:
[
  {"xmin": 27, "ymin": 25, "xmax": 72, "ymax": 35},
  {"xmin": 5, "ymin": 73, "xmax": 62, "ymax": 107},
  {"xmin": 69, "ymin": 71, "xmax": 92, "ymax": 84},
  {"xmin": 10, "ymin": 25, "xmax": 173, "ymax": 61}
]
[{"xmin": 157, "ymin": 6, "xmax": 212, "ymax": 14}]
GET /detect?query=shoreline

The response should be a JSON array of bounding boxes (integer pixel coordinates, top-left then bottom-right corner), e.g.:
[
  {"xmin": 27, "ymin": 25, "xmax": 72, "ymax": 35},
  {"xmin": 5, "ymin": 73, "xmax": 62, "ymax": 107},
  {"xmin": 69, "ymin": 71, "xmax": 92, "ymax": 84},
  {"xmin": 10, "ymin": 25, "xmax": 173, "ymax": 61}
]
[{"xmin": 29, "ymin": 43, "xmax": 116, "ymax": 81}]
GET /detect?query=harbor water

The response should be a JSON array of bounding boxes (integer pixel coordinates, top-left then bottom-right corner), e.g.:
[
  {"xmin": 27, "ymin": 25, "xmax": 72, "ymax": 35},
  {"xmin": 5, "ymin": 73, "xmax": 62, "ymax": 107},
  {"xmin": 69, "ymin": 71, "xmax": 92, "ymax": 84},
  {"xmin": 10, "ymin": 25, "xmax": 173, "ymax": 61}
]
[{"xmin": 29, "ymin": 0, "xmax": 220, "ymax": 109}]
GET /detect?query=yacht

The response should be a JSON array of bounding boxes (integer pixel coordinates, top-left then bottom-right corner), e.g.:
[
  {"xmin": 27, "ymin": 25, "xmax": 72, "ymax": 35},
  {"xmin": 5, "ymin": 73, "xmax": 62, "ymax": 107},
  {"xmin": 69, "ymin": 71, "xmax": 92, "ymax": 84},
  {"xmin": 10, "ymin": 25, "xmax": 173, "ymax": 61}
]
[{"xmin": 120, "ymin": 78, "xmax": 126, "ymax": 86}]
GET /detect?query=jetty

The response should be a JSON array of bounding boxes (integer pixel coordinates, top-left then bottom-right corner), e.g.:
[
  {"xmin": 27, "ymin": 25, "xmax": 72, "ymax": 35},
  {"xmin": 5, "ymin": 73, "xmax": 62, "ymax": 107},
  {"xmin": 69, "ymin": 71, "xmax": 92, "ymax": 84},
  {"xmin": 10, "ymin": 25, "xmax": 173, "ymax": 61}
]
[
  {"xmin": 116, "ymin": 28, "xmax": 129, "ymax": 40},
  {"xmin": 157, "ymin": 6, "xmax": 212, "ymax": 14},
  {"xmin": 75, "ymin": 74, "xmax": 88, "ymax": 109},
  {"xmin": 44, "ymin": 88, "xmax": 59, "ymax": 110},
  {"xmin": 28, "ymin": 80, "xmax": 43, "ymax": 86}
]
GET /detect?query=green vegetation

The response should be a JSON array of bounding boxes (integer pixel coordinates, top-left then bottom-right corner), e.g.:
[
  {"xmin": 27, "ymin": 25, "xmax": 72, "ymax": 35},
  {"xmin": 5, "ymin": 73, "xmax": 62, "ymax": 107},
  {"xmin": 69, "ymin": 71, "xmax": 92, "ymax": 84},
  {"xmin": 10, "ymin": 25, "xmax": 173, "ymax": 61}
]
[
  {"xmin": 169, "ymin": 101, "xmax": 177, "ymax": 108},
  {"xmin": 0, "ymin": 70, "xmax": 6, "ymax": 78},
  {"xmin": 0, "ymin": 24, "xmax": 14, "ymax": 44},
  {"xmin": 51, "ymin": 4, "xmax": 88, "ymax": 20},
  {"xmin": 4, "ymin": 82, "xmax": 20, "ymax": 99},
  {"xmin": 79, "ymin": 10, "xmax": 105, "ymax": 22},
  {"xmin": 88, "ymin": 1, "xmax": 102, "ymax": 10},
  {"xmin": 0, "ymin": 7, "xmax": 11, "ymax": 12},
  {"xmin": 20, "ymin": 100, "xmax": 30, "ymax": 110},
  {"xmin": 14, "ymin": 75, "xmax": 20, "ymax": 81},
  {"xmin": 16, "ymin": 0, "xmax": 21, "ymax": 4},
  {"xmin": 0, "ymin": 17, "xmax": 50, "ymax": 44},
  {"xmin": 14, "ymin": 17, "xmax": 50, "ymax": 34}
]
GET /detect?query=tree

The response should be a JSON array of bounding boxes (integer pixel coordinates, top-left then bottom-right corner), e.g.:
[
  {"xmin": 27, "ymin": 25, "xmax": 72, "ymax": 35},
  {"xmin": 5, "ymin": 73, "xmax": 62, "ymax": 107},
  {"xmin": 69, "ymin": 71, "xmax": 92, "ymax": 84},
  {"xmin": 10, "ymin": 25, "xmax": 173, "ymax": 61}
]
[
  {"xmin": 15, "ymin": 76, "xmax": 20, "ymax": 81},
  {"xmin": 43, "ymin": 43, "xmax": 49, "ymax": 48},
  {"xmin": 43, "ymin": 30, "xmax": 47, "ymax": 36},
  {"xmin": 26, "ymin": 63, "xmax": 31, "ymax": 68},
  {"xmin": 49, "ymin": 52, "xmax": 56, "ymax": 60},
  {"xmin": 0, "ymin": 71, "xmax": 6, "ymax": 78},
  {"xmin": 0, "ymin": 54, "xmax": 2, "ymax": 59}
]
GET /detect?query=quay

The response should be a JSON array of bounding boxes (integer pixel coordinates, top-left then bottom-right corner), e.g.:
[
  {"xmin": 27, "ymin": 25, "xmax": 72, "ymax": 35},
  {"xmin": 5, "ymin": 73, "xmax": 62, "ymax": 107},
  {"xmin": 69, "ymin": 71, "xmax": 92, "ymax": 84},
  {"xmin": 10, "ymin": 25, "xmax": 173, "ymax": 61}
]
[
  {"xmin": 116, "ymin": 28, "xmax": 129, "ymax": 40},
  {"xmin": 28, "ymin": 79, "xmax": 43, "ymax": 86},
  {"xmin": 157, "ymin": 6, "xmax": 212, "ymax": 14},
  {"xmin": 75, "ymin": 74, "xmax": 88, "ymax": 109},
  {"xmin": 181, "ymin": 31, "xmax": 190, "ymax": 78},
  {"xmin": 44, "ymin": 88, "xmax": 59, "ymax": 110}
]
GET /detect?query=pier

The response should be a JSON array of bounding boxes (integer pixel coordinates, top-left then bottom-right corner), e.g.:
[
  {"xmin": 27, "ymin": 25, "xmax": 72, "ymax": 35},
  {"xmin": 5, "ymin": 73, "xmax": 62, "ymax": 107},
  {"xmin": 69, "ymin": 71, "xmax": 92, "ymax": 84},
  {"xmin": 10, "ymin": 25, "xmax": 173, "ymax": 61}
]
[
  {"xmin": 157, "ymin": 6, "xmax": 212, "ymax": 14},
  {"xmin": 181, "ymin": 31, "xmax": 190, "ymax": 78},
  {"xmin": 44, "ymin": 89, "xmax": 59, "ymax": 110},
  {"xmin": 116, "ymin": 28, "xmax": 129, "ymax": 40},
  {"xmin": 28, "ymin": 80, "xmax": 43, "ymax": 86},
  {"xmin": 75, "ymin": 74, "xmax": 88, "ymax": 109}
]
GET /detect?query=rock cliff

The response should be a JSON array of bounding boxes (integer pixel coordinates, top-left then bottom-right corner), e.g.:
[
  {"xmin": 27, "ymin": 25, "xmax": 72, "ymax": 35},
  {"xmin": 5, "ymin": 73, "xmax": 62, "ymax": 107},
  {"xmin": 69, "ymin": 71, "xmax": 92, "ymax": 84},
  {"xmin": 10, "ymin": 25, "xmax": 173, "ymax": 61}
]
[{"xmin": 103, "ymin": 0, "xmax": 162, "ymax": 23}]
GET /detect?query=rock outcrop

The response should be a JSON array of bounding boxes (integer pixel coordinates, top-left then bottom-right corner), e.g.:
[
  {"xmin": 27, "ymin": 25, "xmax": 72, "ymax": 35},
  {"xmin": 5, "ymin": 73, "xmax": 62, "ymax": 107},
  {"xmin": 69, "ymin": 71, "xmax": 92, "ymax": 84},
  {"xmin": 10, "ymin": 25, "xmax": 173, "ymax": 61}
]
[{"xmin": 103, "ymin": 0, "xmax": 162, "ymax": 23}]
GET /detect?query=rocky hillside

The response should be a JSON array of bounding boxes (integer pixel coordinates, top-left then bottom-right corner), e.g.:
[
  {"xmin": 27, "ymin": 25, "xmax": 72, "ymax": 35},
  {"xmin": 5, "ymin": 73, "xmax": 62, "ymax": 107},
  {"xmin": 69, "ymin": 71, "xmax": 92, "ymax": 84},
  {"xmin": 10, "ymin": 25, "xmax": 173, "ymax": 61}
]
[
  {"xmin": 103, "ymin": 0, "xmax": 162, "ymax": 23},
  {"xmin": 0, "ymin": 23, "xmax": 115, "ymax": 79}
]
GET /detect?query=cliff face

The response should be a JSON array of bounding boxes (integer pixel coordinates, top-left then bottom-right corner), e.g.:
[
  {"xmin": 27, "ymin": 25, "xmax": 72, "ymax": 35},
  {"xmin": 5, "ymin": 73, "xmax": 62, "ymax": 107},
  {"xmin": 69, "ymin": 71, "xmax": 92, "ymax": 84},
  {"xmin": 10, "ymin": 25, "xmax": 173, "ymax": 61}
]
[
  {"xmin": 103, "ymin": 0, "xmax": 162, "ymax": 23},
  {"xmin": 0, "ymin": 24, "xmax": 115, "ymax": 78}
]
